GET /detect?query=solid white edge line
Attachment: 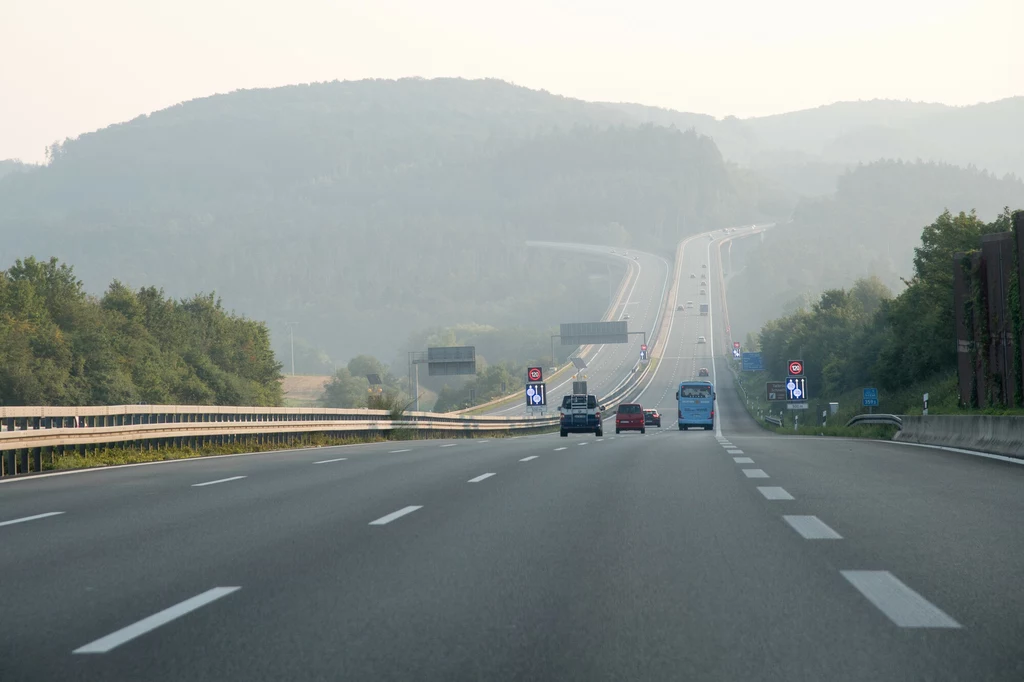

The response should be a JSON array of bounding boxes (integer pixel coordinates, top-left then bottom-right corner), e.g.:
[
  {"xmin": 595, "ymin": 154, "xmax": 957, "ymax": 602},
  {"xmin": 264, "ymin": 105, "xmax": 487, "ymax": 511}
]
[
  {"xmin": 389, "ymin": 449, "xmax": 412, "ymax": 453},
  {"xmin": 882, "ymin": 440, "xmax": 1024, "ymax": 465},
  {"xmin": 191, "ymin": 475, "xmax": 246, "ymax": 488},
  {"xmin": 73, "ymin": 587, "xmax": 241, "ymax": 654},
  {"xmin": 313, "ymin": 457, "xmax": 348, "ymax": 464},
  {"xmin": 519, "ymin": 456, "xmax": 539, "ymax": 462},
  {"xmin": 783, "ymin": 515, "xmax": 843, "ymax": 540},
  {"xmin": 841, "ymin": 570, "xmax": 961, "ymax": 628},
  {"xmin": 468, "ymin": 473, "xmax": 496, "ymax": 483},
  {"xmin": 368, "ymin": 505, "xmax": 423, "ymax": 525},
  {"xmin": 757, "ymin": 486, "xmax": 794, "ymax": 500},
  {"xmin": 0, "ymin": 511, "xmax": 65, "ymax": 527}
]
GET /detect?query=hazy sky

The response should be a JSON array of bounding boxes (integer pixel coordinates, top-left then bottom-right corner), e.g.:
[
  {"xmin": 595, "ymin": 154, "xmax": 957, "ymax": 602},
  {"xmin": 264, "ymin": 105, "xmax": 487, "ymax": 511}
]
[{"xmin": 3, "ymin": 0, "xmax": 1021, "ymax": 162}]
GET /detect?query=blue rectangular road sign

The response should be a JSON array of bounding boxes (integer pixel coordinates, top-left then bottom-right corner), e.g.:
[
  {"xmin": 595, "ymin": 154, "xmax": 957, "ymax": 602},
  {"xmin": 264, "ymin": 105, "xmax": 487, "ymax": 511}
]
[
  {"xmin": 862, "ymin": 388, "xmax": 879, "ymax": 407},
  {"xmin": 741, "ymin": 352, "xmax": 764, "ymax": 371}
]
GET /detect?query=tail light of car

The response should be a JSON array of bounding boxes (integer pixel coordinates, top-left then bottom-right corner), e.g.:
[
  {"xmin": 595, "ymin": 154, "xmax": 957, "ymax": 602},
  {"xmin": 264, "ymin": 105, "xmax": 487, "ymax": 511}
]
[{"xmin": 711, "ymin": 410, "xmax": 715, "ymax": 418}]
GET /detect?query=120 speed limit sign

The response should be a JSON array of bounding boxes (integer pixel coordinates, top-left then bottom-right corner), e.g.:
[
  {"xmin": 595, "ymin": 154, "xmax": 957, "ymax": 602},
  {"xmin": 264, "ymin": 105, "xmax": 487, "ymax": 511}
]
[{"xmin": 788, "ymin": 360, "xmax": 804, "ymax": 376}]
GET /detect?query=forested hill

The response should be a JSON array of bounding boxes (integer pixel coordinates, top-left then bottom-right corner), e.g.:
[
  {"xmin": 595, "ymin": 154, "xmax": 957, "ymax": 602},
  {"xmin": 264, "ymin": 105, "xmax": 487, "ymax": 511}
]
[
  {"xmin": 0, "ymin": 78, "xmax": 786, "ymax": 365},
  {"xmin": 0, "ymin": 257, "xmax": 282, "ymax": 407},
  {"xmin": 727, "ymin": 161, "xmax": 1024, "ymax": 343}
]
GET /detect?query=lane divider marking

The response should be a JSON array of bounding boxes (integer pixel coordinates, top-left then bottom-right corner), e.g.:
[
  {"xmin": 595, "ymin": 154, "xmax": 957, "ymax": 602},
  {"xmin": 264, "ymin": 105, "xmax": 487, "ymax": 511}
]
[
  {"xmin": 73, "ymin": 587, "xmax": 241, "ymax": 654},
  {"xmin": 840, "ymin": 570, "xmax": 961, "ymax": 628},
  {"xmin": 192, "ymin": 476, "xmax": 246, "ymax": 488},
  {"xmin": 757, "ymin": 487, "xmax": 794, "ymax": 500},
  {"xmin": 0, "ymin": 511, "xmax": 65, "ymax": 528},
  {"xmin": 369, "ymin": 506, "xmax": 423, "ymax": 525},
  {"xmin": 783, "ymin": 515, "xmax": 842, "ymax": 540},
  {"xmin": 468, "ymin": 473, "xmax": 496, "ymax": 483}
]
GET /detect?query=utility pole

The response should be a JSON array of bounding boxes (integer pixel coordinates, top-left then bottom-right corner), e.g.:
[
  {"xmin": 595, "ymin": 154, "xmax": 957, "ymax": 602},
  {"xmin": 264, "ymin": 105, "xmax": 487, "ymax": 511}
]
[{"xmin": 285, "ymin": 322, "xmax": 299, "ymax": 376}]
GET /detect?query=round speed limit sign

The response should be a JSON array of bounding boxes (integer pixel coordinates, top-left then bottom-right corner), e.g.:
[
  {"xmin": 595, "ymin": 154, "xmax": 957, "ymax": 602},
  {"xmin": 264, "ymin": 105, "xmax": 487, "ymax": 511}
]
[{"xmin": 788, "ymin": 361, "xmax": 804, "ymax": 376}]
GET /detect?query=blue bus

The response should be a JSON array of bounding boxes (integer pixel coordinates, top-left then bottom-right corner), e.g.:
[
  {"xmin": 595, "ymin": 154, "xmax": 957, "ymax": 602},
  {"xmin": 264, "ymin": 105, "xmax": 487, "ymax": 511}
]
[{"xmin": 676, "ymin": 381, "xmax": 716, "ymax": 430}]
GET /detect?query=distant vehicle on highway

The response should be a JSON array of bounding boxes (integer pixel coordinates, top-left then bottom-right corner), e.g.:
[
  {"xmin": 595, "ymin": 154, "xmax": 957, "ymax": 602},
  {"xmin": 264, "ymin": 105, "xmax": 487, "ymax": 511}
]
[
  {"xmin": 623, "ymin": 313, "xmax": 631, "ymax": 320},
  {"xmin": 687, "ymin": 301, "xmax": 694, "ymax": 308},
  {"xmin": 643, "ymin": 409, "xmax": 662, "ymax": 427},
  {"xmin": 699, "ymin": 288, "xmax": 706, "ymax": 295},
  {"xmin": 698, "ymin": 367, "xmax": 710, "ymax": 377},
  {"xmin": 677, "ymin": 381, "xmax": 716, "ymax": 431},
  {"xmin": 615, "ymin": 403, "xmax": 646, "ymax": 434},
  {"xmin": 559, "ymin": 394, "xmax": 603, "ymax": 437},
  {"xmin": 702, "ymin": 264, "xmax": 707, "ymax": 269},
  {"xmin": 690, "ymin": 273, "xmax": 696, "ymax": 278},
  {"xmin": 697, "ymin": 336, "xmax": 706, "ymax": 344},
  {"xmin": 676, "ymin": 304, "xmax": 685, "ymax": 311},
  {"xmin": 699, "ymin": 303, "xmax": 709, "ymax": 316}
]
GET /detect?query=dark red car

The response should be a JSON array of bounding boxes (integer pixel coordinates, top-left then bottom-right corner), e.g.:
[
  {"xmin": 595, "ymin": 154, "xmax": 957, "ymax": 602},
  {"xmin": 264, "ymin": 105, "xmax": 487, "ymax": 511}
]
[{"xmin": 616, "ymin": 403, "xmax": 646, "ymax": 434}]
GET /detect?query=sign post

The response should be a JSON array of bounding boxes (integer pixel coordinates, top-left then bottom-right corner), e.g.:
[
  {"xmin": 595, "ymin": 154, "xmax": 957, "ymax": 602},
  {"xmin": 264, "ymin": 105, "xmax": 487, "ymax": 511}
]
[
  {"xmin": 742, "ymin": 352, "xmax": 763, "ymax": 371},
  {"xmin": 923, "ymin": 392, "xmax": 929, "ymax": 416}
]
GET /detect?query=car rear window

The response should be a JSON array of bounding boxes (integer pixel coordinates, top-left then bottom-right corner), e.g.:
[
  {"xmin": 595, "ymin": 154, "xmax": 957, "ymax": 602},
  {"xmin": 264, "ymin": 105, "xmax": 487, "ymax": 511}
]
[{"xmin": 617, "ymin": 404, "xmax": 641, "ymax": 413}]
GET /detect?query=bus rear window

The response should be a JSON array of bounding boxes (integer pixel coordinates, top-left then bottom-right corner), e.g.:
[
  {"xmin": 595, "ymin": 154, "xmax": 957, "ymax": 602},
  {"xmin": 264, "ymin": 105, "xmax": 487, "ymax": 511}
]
[{"xmin": 680, "ymin": 385, "xmax": 712, "ymax": 398}]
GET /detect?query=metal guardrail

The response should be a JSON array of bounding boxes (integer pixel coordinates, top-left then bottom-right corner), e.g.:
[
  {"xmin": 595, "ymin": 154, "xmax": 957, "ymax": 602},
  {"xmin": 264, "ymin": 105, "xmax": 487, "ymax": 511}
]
[
  {"xmin": 0, "ymin": 405, "xmax": 559, "ymax": 477},
  {"xmin": 764, "ymin": 416, "xmax": 783, "ymax": 427},
  {"xmin": 846, "ymin": 414, "xmax": 903, "ymax": 428}
]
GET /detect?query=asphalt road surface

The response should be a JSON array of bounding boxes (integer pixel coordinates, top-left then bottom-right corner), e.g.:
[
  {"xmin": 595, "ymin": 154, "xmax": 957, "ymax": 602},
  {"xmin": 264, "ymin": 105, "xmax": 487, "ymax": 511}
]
[{"xmin": 3, "ymin": 230, "xmax": 1023, "ymax": 681}]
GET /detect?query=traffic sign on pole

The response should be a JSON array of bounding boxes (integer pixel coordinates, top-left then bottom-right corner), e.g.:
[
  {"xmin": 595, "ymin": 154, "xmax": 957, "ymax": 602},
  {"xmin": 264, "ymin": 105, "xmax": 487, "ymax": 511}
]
[
  {"xmin": 525, "ymin": 382, "xmax": 547, "ymax": 407},
  {"xmin": 788, "ymin": 360, "xmax": 804, "ymax": 376},
  {"xmin": 862, "ymin": 388, "xmax": 879, "ymax": 407},
  {"xmin": 733, "ymin": 341, "xmax": 740, "ymax": 349},
  {"xmin": 766, "ymin": 381, "xmax": 787, "ymax": 401},
  {"xmin": 527, "ymin": 367, "xmax": 543, "ymax": 382},
  {"xmin": 785, "ymin": 377, "xmax": 806, "ymax": 401}
]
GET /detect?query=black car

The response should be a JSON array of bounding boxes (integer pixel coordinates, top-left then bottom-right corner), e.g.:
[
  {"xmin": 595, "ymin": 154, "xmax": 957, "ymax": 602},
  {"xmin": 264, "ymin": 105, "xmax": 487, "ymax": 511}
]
[{"xmin": 643, "ymin": 409, "xmax": 661, "ymax": 427}]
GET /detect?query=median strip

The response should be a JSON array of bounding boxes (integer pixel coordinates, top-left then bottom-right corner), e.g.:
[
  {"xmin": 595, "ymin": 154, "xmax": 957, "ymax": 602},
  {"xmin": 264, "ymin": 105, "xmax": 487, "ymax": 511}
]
[{"xmin": 73, "ymin": 587, "xmax": 241, "ymax": 654}]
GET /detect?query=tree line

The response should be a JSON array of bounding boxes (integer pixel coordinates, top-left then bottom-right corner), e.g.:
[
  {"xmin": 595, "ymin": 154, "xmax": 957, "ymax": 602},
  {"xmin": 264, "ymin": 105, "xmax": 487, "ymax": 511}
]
[
  {"xmin": 755, "ymin": 208, "xmax": 1020, "ymax": 409},
  {"xmin": 0, "ymin": 257, "xmax": 282, "ymax": 406}
]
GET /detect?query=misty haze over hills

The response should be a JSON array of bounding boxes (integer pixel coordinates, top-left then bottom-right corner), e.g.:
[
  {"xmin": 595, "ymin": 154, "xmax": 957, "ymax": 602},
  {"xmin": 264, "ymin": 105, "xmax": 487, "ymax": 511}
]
[{"xmin": 1, "ymin": 78, "xmax": 1021, "ymax": 368}]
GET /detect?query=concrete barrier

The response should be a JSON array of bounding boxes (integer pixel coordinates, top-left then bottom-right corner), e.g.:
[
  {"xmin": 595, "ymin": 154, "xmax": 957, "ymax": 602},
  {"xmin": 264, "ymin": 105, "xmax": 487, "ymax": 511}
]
[{"xmin": 894, "ymin": 415, "xmax": 1024, "ymax": 458}]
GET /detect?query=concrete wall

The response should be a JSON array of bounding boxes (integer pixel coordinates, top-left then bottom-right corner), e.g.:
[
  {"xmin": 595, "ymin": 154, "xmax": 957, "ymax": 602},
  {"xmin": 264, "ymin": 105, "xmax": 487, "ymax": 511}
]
[{"xmin": 895, "ymin": 415, "xmax": 1024, "ymax": 458}]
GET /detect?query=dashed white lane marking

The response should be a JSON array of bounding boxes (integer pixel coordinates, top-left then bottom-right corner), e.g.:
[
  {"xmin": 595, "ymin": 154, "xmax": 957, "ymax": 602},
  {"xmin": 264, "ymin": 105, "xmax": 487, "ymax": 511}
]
[
  {"xmin": 578, "ymin": 442, "xmax": 588, "ymax": 447},
  {"xmin": 313, "ymin": 457, "xmax": 348, "ymax": 464},
  {"xmin": 783, "ymin": 515, "xmax": 842, "ymax": 540},
  {"xmin": 742, "ymin": 469, "xmax": 769, "ymax": 478},
  {"xmin": 191, "ymin": 476, "xmax": 246, "ymax": 487},
  {"xmin": 554, "ymin": 447, "xmax": 568, "ymax": 451},
  {"xmin": 733, "ymin": 457, "xmax": 754, "ymax": 464},
  {"xmin": 757, "ymin": 487, "xmax": 794, "ymax": 500},
  {"xmin": 841, "ymin": 571, "xmax": 961, "ymax": 628},
  {"xmin": 597, "ymin": 439, "xmax": 604, "ymax": 442},
  {"xmin": 468, "ymin": 473, "xmax": 496, "ymax": 483},
  {"xmin": 369, "ymin": 506, "xmax": 423, "ymax": 525},
  {"xmin": 727, "ymin": 449, "xmax": 744, "ymax": 455},
  {"xmin": 389, "ymin": 449, "xmax": 411, "ymax": 453},
  {"xmin": 0, "ymin": 511, "xmax": 65, "ymax": 528},
  {"xmin": 520, "ymin": 456, "xmax": 539, "ymax": 462},
  {"xmin": 73, "ymin": 587, "xmax": 241, "ymax": 654},
  {"xmin": 440, "ymin": 444, "xmax": 457, "ymax": 448}
]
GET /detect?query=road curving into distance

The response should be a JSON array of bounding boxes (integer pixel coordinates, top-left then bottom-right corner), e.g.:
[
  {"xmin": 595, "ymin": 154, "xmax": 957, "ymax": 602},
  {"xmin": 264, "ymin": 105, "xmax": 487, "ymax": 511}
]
[{"xmin": 2, "ymin": 226, "xmax": 1023, "ymax": 681}]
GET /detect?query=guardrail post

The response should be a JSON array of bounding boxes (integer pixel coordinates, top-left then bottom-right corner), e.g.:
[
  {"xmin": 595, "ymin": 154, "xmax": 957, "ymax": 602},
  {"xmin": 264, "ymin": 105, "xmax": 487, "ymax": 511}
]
[
  {"xmin": 4, "ymin": 450, "xmax": 15, "ymax": 476},
  {"xmin": 30, "ymin": 448, "xmax": 40, "ymax": 472}
]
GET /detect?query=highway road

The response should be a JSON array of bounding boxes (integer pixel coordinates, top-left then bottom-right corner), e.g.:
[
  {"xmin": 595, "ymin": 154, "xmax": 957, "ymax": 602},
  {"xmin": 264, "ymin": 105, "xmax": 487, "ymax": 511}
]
[
  {"xmin": 3, "ymin": 229, "xmax": 1024, "ymax": 681},
  {"xmin": 484, "ymin": 243, "xmax": 670, "ymax": 416}
]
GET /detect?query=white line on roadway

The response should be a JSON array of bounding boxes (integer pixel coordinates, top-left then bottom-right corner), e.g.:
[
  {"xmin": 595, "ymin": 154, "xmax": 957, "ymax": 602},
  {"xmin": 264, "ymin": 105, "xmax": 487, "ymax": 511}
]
[
  {"xmin": 192, "ymin": 476, "xmax": 246, "ymax": 488},
  {"xmin": 554, "ymin": 447, "xmax": 567, "ymax": 451},
  {"xmin": 841, "ymin": 571, "xmax": 961, "ymax": 628},
  {"xmin": 389, "ymin": 449, "xmax": 411, "ymax": 453},
  {"xmin": 733, "ymin": 457, "xmax": 754, "ymax": 464},
  {"xmin": 520, "ymin": 456, "xmax": 539, "ymax": 462},
  {"xmin": 468, "ymin": 473, "xmax": 496, "ymax": 483},
  {"xmin": 883, "ymin": 440, "xmax": 1024, "ymax": 466},
  {"xmin": 0, "ymin": 511, "xmax": 65, "ymax": 528},
  {"xmin": 757, "ymin": 487, "xmax": 794, "ymax": 500},
  {"xmin": 578, "ymin": 442, "xmax": 588, "ymax": 447},
  {"xmin": 727, "ymin": 449, "xmax": 744, "ymax": 454},
  {"xmin": 439, "ymin": 444, "xmax": 457, "ymax": 448},
  {"xmin": 313, "ymin": 457, "xmax": 348, "ymax": 464},
  {"xmin": 742, "ymin": 469, "xmax": 769, "ymax": 478},
  {"xmin": 73, "ymin": 587, "xmax": 241, "ymax": 654},
  {"xmin": 369, "ymin": 506, "xmax": 423, "ymax": 525},
  {"xmin": 783, "ymin": 515, "xmax": 842, "ymax": 539}
]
